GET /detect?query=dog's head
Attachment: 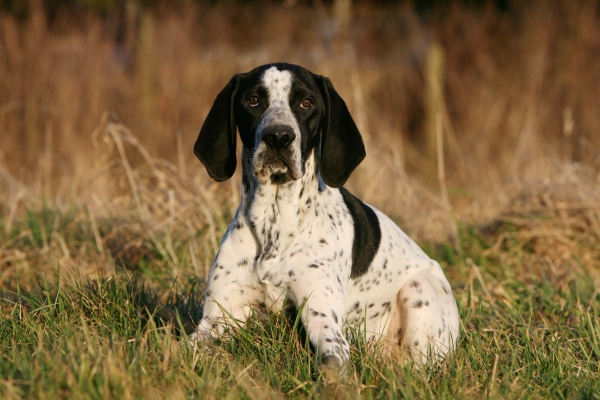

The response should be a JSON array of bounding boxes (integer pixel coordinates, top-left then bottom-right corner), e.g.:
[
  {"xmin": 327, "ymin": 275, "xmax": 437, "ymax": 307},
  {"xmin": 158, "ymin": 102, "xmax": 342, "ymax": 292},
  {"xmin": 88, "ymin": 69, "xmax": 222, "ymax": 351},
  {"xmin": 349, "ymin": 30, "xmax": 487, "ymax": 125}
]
[{"xmin": 194, "ymin": 63, "xmax": 365, "ymax": 188}]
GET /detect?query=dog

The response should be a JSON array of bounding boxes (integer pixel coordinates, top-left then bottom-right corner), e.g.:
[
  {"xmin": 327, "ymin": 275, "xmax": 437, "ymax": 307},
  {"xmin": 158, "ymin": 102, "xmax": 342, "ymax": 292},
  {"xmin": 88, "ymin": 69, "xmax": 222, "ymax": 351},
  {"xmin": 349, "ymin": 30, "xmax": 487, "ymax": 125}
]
[{"xmin": 190, "ymin": 63, "xmax": 459, "ymax": 368}]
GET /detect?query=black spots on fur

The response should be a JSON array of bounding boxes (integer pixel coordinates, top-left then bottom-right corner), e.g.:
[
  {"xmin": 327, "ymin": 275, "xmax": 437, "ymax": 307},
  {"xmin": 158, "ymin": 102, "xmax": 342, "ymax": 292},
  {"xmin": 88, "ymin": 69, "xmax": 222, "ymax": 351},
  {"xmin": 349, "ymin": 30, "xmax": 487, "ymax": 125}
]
[
  {"xmin": 320, "ymin": 312, "xmax": 327, "ymax": 317},
  {"xmin": 368, "ymin": 303, "xmax": 375, "ymax": 308},
  {"xmin": 424, "ymin": 300, "xmax": 430, "ymax": 306},
  {"xmin": 319, "ymin": 238, "xmax": 328, "ymax": 245},
  {"xmin": 262, "ymin": 272, "xmax": 272, "ymax": 281},
  {"xmin": 213, "ymin": 275, "xmax": 219, "ymax": 281},
  {"xmin": 409, "ymin": 280, "xmax": 420, "ymax": 289},
  {"xmin": 290, "ymin": 249, "xmax": 302, "ymax": 257},
  {"xmin": 438, "ymin": 329, "xmax": 442, "ymax": 338},
  {"xmin": 309, "ymin": 264, "xmax": 319, "ymax": 269},
  {"xmin": 326, "ymin": 338, "xmax": 332, "ymax": 343},
  {"xmin": 413, "ymin": 340, "xmax": 419, "ymax": 347},
  {"xmin": 351, "ymin": 302, "xmax": 360, "ymax": 311},
  {"xmin": 397, "ymin": 327, "xmax": 404, "ymax": 339},
  {"xmin": 405, "ymin": 264, "xmax": 411, "ymax": 271},
  {"xmin": 443, "ymin": 286, "xmax": 449, "ymax": 295},
  {"xmin": 332, "ymin": 311, "xmax": 338, "ymax": 324},
  {"xmin": 240, "ymin": 289, "xmax": 244, "ymax": 294},
  {"xmin": 339, "ymin": 188, "xmax": 382, "ymax": 279},
  {"xmin": 306, "ymin": 197, "xmax": 312, "ymax": 205},
  {"xmin": 382, "ymin": 259, "xmax": 388, "ymax": 270},
  {"xmin": 238, "ymin": 259, "xmax": 248, "ymax": 266},
  {"xmin": 370, "ymin": 312, "xmax": 379, "ymax": 319},
  {"xmin": 234, "ymin": 221, "xmax": 243, "ymax": 230},
  {"xmin": 381, "ymin": 301, "xmax": 390, "ymax": 309},
  {"xmin": 413, "ymin": 300, "xmax": 423, "ymax": 308},
  {"xmin": 311, "ymin": 310, "xmax": 319, "ymax": 317},
  {"xmin": 288, "ymin": 270, "xmax": 295, "ymax": 277}
]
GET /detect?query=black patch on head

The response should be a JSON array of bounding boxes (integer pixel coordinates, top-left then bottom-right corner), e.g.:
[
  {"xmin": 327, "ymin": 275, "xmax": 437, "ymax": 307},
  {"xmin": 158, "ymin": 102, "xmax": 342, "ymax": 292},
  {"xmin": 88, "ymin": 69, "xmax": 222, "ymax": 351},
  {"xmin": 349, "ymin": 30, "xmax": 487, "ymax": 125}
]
[
  {"xmin": 339, "ymin": 188, "xmax": 381, "ymax": 279},
  {"xmin": 312, "ymin": 74, "xmax": 366, "ymax": 187}
]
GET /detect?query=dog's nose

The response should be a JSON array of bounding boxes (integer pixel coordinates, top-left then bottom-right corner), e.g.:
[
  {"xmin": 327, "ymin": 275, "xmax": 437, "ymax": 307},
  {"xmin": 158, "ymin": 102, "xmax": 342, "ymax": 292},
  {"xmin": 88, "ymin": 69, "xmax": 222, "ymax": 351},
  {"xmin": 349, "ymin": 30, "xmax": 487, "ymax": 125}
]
[{"xmin": 262, "ymin": 126, "xmax": 296, "ymax": 149}]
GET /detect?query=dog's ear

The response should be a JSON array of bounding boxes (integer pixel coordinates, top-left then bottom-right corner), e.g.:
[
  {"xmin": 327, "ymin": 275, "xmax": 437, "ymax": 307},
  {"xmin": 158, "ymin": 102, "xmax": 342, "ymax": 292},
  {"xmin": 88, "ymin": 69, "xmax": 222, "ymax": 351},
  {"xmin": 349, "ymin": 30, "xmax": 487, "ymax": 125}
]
[
  {"xmin": 313, "ymin": 75, "xmax": 365, "ymax": 188},
  {"xmin": 194, "ymin": 74, "xmax": 242, "ymax": 182}
]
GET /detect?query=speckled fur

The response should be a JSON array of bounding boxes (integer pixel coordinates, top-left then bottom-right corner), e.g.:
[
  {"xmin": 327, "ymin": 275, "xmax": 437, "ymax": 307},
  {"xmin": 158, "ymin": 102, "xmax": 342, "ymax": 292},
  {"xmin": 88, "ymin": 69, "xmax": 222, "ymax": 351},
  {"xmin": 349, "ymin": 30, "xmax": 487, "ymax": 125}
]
[{"xmin": 190, "ymin": 64, "xmax": 460, "ymax": 368}]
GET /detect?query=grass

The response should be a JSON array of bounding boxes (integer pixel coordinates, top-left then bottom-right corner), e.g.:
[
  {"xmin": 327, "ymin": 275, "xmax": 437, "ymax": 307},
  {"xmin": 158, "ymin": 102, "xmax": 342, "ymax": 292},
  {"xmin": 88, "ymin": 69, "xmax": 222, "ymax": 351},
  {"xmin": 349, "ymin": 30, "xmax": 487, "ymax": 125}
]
[{"xmin": 1, "ymin": 205, "xmax": 599, "ymax": 399}]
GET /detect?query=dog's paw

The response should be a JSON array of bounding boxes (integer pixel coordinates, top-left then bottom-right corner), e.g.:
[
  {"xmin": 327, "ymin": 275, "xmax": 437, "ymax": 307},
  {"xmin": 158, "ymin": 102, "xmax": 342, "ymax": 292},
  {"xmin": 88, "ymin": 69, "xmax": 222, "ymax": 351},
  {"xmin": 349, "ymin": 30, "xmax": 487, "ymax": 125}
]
[
  {"xmin": 188, "ymin": 330, "xmax": 209, "ymax": 350},
  {"xmin": 319, "ymin": 354, "xmax": 346, "ymax": 383}
]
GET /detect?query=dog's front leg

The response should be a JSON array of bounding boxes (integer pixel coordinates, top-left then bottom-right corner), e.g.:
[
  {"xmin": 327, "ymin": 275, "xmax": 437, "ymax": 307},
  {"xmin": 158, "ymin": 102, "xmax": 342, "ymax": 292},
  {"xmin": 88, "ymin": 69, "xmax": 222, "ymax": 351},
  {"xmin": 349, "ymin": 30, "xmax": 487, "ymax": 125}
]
[
  {"xmin": 190, "ymin": 280, "xmax": 264, "ymax": 344},
  {"xmin": 190, "ymin": 227, "xmax": 264, "ymax": 344},
  {"xmin": 288, "ymin": 274, "xmax": 350, "ymax": 370}
]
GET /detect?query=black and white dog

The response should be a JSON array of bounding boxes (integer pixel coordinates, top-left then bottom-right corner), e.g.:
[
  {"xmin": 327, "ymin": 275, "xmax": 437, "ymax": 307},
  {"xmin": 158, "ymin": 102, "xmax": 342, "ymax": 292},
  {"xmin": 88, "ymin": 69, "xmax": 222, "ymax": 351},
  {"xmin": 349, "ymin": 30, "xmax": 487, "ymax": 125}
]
[{"xmin": 191, "ymin": 63, "xmax": 459, "ymax": 368}]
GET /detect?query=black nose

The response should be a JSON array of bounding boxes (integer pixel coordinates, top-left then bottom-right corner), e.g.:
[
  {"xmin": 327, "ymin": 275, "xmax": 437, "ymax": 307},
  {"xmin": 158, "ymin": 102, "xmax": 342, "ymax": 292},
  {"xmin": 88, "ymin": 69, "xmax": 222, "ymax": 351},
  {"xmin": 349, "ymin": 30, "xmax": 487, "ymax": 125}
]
[{"xmin": 262, "ymin": 126, "xmax": 296, "ymax": 149}]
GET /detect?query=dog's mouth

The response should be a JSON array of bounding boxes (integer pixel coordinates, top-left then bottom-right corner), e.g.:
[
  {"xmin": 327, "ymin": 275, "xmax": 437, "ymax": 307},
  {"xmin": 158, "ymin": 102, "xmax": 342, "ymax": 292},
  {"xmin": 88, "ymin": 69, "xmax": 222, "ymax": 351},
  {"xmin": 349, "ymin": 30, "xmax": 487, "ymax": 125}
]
[
  {"xmin": 253, "ymin": 142, "xmax": 304, "ymax": 184},
  {"xmin": 259, "ymin": 157, "xmax": 290, "ymax": 183},
  {"xmin": 255, "ymin": 155, "xmax": 304, "ymax": 184}
]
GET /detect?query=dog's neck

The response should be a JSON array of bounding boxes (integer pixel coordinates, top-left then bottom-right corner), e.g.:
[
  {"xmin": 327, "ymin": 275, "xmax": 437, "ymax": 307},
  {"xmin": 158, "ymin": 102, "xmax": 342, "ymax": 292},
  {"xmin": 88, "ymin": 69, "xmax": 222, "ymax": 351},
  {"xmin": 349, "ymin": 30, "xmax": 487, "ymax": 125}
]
[{"xmin": 238, "ymin": 147, "xmax": 324, "ymax": 256}]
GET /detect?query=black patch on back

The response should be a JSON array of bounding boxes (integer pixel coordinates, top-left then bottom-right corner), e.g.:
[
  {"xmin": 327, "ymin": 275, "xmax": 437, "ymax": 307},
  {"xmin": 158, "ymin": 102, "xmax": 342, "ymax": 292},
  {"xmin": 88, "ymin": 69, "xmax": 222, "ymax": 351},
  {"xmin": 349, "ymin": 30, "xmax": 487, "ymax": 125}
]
[{"xmin": 339, "ymin": 188, "xmax": 381, "ymax": 279}]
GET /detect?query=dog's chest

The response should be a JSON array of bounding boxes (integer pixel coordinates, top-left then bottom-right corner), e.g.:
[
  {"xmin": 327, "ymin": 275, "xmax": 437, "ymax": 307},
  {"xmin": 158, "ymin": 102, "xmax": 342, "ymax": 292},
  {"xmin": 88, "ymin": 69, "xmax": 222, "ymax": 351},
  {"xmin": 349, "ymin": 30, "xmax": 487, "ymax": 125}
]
[{"xmin": 242, "ymin": 184, "xmax": 354, "ymax": 302}]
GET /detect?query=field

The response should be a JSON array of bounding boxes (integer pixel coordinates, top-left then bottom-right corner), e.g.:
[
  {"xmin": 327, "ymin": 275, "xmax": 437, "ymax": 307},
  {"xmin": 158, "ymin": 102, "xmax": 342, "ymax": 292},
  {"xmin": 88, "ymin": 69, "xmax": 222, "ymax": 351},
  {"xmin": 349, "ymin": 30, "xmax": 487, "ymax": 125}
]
[{"xmin": 1, "ymin": 1, "xmax": 600, "ymax": 398}]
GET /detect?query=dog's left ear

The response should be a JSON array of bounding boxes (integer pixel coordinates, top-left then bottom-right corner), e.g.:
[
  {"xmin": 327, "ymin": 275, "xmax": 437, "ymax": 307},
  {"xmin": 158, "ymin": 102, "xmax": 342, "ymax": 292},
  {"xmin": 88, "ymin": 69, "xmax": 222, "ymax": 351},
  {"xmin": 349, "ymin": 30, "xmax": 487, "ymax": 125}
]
[
  {"xmin": 194, "ymin": 74, "xmax": 242, "ymax": 182},
  {"xmin": 313, "ymin": 74, "xmax": 365, "ymax": 188}
]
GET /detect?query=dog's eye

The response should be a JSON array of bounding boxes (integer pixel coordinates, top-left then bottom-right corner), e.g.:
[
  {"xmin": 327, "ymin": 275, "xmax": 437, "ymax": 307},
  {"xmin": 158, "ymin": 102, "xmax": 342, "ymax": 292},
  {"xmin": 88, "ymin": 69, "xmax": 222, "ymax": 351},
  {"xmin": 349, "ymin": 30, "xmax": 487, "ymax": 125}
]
[
  {"xmin": 300, "ymin": 98, "xmax": 313, "ymax": 109},
  {"xmin": 247, "ymin": 96, "xmax": 259, "ymax": 107}
]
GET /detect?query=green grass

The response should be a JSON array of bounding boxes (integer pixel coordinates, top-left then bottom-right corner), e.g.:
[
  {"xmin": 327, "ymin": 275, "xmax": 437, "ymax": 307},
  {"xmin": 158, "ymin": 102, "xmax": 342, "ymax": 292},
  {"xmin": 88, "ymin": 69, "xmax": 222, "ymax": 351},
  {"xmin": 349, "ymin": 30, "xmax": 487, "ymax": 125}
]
[{"xmin": 1, "ymin": 210, "xmax": 599, "ymax": 399}]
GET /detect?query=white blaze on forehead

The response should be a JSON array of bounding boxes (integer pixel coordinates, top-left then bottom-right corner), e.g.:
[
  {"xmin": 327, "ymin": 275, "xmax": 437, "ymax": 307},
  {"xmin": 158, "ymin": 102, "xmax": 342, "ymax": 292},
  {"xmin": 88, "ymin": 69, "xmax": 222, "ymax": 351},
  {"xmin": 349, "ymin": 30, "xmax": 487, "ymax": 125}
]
[
  {"xmin": 261, "ymin": 67, "xmax": 293, "ymax": 103},
  {"xmin": 252, "ymin": 66, "xmax": 304, "ymax": 180}
]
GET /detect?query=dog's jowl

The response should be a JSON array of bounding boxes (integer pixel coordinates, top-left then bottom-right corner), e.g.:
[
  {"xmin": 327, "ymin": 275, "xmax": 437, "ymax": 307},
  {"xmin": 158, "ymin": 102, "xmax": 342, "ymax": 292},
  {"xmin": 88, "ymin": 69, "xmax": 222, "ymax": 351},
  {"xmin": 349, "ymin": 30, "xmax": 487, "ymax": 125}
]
[{"xmin": 191, "ymin": 63, "xmax": 459, "ymax": 368}]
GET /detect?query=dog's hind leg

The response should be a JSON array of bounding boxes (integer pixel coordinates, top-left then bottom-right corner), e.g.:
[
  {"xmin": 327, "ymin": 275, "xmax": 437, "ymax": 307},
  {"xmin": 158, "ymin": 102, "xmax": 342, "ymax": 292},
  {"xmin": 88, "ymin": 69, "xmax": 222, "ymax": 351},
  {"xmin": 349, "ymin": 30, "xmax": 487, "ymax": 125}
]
[{"xmin": 386, "ymin": 270, "xmax": 459, "ymax": 365}]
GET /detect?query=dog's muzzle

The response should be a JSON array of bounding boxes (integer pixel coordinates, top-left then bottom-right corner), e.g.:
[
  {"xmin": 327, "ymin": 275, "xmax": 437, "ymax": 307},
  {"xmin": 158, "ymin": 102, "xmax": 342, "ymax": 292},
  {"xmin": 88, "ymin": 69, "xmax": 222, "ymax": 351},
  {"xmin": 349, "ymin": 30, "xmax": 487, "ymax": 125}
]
[{"xmin": 253, "ymin": 124, "xmax": 303, "ymax": 182}]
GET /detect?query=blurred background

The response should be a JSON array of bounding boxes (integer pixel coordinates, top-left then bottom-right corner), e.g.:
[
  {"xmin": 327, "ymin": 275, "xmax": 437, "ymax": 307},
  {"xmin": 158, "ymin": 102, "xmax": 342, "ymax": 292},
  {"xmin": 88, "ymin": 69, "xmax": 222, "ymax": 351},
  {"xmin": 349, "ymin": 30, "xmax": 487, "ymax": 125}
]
[{"xmin": 1, "ymin": 0, "xmax": 599, "ymax": 287}]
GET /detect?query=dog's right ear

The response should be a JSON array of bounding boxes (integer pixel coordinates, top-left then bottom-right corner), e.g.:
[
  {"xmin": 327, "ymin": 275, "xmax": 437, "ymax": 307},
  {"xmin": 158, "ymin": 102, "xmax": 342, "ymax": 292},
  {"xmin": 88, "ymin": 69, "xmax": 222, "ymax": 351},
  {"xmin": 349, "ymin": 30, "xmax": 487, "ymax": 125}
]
[{"xmin": 194, "ymin": 74, "xmax": 242, "ymax": 182}]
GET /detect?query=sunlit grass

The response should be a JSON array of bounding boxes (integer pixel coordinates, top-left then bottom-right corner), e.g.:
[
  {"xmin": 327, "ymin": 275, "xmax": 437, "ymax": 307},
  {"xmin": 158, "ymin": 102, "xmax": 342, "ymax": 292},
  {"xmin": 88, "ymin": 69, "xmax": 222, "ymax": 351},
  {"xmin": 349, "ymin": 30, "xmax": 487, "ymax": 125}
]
[{"xmin": 1, "ymin": 204, "xmax": 599, "ymax": 399}]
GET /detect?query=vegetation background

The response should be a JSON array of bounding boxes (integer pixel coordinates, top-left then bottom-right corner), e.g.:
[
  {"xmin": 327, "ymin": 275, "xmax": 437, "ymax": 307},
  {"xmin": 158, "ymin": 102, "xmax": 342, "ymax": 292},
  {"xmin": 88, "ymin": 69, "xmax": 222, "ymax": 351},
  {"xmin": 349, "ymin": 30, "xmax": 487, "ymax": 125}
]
[{"xmin": 0, "ymin": 0, "xmax": 599, "ymax": 398}]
